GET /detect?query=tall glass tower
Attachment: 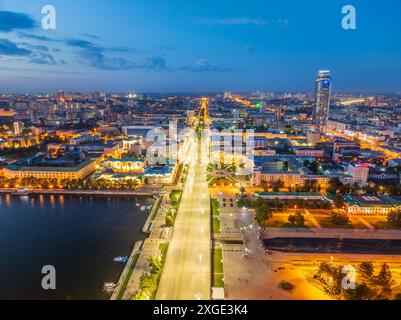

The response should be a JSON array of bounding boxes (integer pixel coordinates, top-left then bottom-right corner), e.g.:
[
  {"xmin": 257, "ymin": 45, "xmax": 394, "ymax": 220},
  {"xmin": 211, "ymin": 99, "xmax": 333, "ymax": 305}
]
[{"xmin": 313, "ymin": 70, "xmax": 332, "ymax": 133}]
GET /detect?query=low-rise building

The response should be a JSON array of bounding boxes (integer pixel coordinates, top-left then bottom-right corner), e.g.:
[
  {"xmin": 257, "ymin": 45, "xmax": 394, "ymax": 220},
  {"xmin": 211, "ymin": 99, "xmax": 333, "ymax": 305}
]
[
  {"xmin": 344, "ymin": 195, "xmax": 401, "ymax": 215},
  {"xmin": 142, "ymin": 166, "xmax": 175, "ymax": 184},
  {"xmin": 102, "ymin": 158, "xmax": 145, "ymax": 174},
  {"xmin": 253, "ymin": 169, "xmax": 301, "ymax": 187},
  {"xmin": 294, "ymin": 147, "xmax": 325, "ymax": 157},
  {"xmin": 256, "ymin": 192, "xmax": 329, "ymax": 201},
  {"xmin": 3, "ymin": 158, "xmax": 97, "ymax": 181}
]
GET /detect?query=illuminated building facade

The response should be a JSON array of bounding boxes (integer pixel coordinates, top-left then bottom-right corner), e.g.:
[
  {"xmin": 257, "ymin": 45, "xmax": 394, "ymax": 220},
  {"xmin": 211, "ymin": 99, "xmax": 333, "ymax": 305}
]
[{"xmin": 313, "ymin": 70, "xmax": 332, "ymax": 133}]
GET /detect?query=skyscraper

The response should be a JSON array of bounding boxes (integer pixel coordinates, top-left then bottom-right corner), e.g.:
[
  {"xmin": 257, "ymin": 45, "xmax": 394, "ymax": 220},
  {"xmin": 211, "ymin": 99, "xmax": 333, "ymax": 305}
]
[{"xmin": 313, "ymin": 70, "xmax": 332, "ymax": 133}]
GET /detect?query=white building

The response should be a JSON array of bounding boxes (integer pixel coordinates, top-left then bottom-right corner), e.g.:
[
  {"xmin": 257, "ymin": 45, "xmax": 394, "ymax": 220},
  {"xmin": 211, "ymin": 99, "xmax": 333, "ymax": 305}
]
[
  {"xmin": 13, "ymin": 121, "xmax": 24, "ymax": 135},
  {"xmin": 348, "ymin": 163, "xmax": 370, "ymax": 186},
  {"xmin": 307, "ymin": 131, "xmax": 321, "ymax": 146}
]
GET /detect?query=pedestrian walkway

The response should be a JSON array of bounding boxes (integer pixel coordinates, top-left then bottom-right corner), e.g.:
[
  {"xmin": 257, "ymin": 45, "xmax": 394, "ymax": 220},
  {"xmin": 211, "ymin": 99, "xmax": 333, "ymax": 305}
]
[{"xmin": 304, "ymin": 209, "xmax": 322, "ymax": 229}]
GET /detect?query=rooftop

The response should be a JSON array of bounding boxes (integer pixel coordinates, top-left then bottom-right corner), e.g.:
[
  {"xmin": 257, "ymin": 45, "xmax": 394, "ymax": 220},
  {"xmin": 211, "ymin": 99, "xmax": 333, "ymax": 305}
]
[{"xmin": 344, "ymin": 195, "xmax": 401, "ymax": 207}]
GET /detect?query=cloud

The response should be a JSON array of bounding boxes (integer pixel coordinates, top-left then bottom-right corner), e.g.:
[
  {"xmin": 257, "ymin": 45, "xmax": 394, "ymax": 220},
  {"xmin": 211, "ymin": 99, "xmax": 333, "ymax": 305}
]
[
  {"xmin": 199, "ymin": 18, "xmax": 288, "ymax": 27},
  {"xmin": 65, "ymin": 37, "xmax": 161, "ymax": 70},
  {"xmin": 178, "ymin": 58, "xmax": 230, "ymax": 72},
  {"xmin": 65, "ymin": 38, "xmax": 94, "ymax": 49},
  {"xmin": 76, "ymin": 47, "xmax": 133, "ymax": 70},
  {"xmin": 0, "ymin": 11, "xmax": 37, "ymax": 32},
  {"xmin": 29, "ymin": 52, "xmax": 57, "ymax": 65},
  {"xmin": 19, "ymin": 42, "xmax": 49, "ymax": 52},
  {"xmin": 0, "ymin": 38, "xmax": 31, "ymax": 56},
  {"xmin": 19, "ymin": 32, "xmax": 57, "ymax": 42},
  {"xmin": 64, "ymin": 37, "xmax": 133, "ymax": 70},
  {"xmin": 66, "ymin": 38, "xmax": 134, "ymax": 53},
  {"xmin": 0, "ymin": 37, "xmax": 58, "ymax": 66},
  {"xmin": 138, "ymin": 56, "xmax": 167, "ymax": 70},
  {"xmin": 81, "ymin": 33, "xmax": 99, "ymax": 40}
]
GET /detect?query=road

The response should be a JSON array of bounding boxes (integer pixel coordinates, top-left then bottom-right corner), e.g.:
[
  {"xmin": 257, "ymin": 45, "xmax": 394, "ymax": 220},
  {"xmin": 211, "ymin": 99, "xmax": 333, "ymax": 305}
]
[{"xmin": 156, "ymin": 126, "xmax": 211, "ymax": 300}]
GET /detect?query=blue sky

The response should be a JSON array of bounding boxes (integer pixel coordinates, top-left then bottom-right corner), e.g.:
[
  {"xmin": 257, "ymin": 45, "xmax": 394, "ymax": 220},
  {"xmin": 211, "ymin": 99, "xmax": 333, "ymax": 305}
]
[{"xmin": 0, "ymin": 0, "xmax": 400, "ymax": 93}]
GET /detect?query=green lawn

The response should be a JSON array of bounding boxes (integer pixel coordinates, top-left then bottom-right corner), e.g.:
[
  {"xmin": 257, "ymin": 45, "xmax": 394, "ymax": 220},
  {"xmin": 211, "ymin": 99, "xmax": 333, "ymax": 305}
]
[
  {"xmin": 317, "ymin": 217, "xmax": 355, "ymax": 229},
  {"xmin": 213, "ymin": 216, "xmax": 221, "ymax": 234},
  {"xmin": 116, "ymin": 253, "xmax": 140, "ymax": 300},
  {"xmin": 159, "ymin": 243, "xmax": 169, "ymax": 264},
  {"xmin": 150, "ymin": 197, "xmax": 163, "ymax": 221},
  {"xmin": 212, "ymin": 248, "xmax": 224, "ymax": 288},
  {"xmin": 213, "ymin": 274, "xmax": 224, "ymax": 288},
  {"xmin": 211, "ymin": 198, "xmax": 219, "ymax": 215},
  {"xmin": 213, "ymin": 248, "xmax": 223, "ymax": 273},
  {"xmin": 362, "ymin": 217, "xmax": 395, "ymax": 230}
]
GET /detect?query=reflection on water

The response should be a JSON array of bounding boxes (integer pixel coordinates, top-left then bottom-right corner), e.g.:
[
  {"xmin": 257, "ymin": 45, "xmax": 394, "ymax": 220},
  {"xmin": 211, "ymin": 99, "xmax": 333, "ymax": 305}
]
[{"xmin": 0, "ymin": 195, "xmax": 152, "ymax": 300}]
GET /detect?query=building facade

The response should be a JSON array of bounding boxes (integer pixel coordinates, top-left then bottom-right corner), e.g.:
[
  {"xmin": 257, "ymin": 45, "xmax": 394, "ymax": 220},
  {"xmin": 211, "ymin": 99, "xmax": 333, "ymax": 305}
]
[
  {"xmin": 3, "ymin": 159, "xmax": 97, "ymax": 181},
  {"xmin": 313, "ymin": 70, "xmax": 332, "ymax": 133}
]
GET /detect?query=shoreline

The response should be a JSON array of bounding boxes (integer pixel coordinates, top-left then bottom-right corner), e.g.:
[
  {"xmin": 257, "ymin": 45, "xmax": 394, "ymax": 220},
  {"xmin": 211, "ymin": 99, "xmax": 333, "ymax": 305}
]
[{"xmin": 0, "ymin": 188, "xmax": 154, "ymax": 197}]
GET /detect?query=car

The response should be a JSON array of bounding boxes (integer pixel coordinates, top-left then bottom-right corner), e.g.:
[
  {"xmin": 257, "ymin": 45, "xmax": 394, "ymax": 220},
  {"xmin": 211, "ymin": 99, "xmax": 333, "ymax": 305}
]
[{"xmin": 241, "ymin": 254, "xmax": 249, "ymax": 259}]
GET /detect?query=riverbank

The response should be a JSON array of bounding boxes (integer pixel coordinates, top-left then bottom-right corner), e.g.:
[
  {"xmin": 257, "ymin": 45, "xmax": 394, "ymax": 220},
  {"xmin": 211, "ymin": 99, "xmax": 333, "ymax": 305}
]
[{"xmin": 0, "ymin": 188, "xmax": 153, "ymax": 197}]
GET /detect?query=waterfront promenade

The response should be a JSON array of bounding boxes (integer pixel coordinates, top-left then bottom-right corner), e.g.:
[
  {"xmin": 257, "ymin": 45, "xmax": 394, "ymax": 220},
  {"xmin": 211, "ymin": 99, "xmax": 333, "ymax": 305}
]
[{"xmin": 0, "ymin": 188, "xmax": 153, "ymax": 197}]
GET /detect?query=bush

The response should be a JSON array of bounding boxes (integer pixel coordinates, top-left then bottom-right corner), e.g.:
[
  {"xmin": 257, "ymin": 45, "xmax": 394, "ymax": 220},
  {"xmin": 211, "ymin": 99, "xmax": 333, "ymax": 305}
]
[
  {"xmin": 288, "ymin": 212, "xmax": 305, "ymax": 227},
  {"xmin": 387, "ymin": 210, "xmax": 401, "ymax": 228},
  {"xmin": 279, "ymin": 281, "xmax": 295, "ymax": 292},
  {"xmin": 330, "ymin": 212, "xmax": 350, "ymax": 226}
]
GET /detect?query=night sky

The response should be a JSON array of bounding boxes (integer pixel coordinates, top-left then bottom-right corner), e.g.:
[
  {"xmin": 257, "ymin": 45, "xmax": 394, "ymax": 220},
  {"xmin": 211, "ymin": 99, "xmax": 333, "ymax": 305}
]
[{"xmin": 0, "ymin": 0, "xmax": 400, "ymax": 93}]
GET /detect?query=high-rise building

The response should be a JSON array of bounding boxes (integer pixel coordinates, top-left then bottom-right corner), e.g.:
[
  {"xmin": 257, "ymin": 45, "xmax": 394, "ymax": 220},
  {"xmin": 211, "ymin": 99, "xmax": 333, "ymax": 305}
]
[
  {"xmin": 13, "ymin": 121, "xmax": 24, "ymax": 135},
  {"xmin": 313, "ymin": 70, "xmax": 332, "ymax": 133},
  {"xmin": 307, "ymin": 131, "xmax": 321, "ymax": 146},
  {"xmin": 348, "ymin": 163, "xmax": 370, "ymax": 186}
]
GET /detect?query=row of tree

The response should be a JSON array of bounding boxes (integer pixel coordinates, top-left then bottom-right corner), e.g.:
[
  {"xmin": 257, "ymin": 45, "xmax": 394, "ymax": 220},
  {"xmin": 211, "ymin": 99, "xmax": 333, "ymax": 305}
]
[
  {"xmin": 133, "ymin": 244, "xmax": 169, "ymax": 300},
  {"xmin": 315, "ymin": 261, "xmax": 396, "ymax": 300},
  {"xmin": 0, "ymin": 176, "xmax": 140, "ymax": 190}
]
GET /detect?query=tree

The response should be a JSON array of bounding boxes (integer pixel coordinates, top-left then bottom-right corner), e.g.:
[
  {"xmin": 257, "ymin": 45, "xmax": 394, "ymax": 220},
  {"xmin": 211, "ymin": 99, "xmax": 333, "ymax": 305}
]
[
  {"xmin": 394, "ymin": 293, "xmax": 401, "ymax": 300},
  {"xmin": 149, "ymin": 256, "xmax": 162, "ymax": 274},
  {"xmin": 330, "ymin": 212, "xmax": 350, "ymax": 226},
  {"xmin": 272, "ymin": 180, "xmax": 284, "ymax": 192},
  {"xmin": 256, "ymin": 204, "xmax": 272, "ymax": 226},
  {"xmin": 170, "ymin": 190, "xmax": 182, "ymax": 208},
  {"xmin": 133, "ymin": 290, "xmax": 150, "ymax": 300},
  {"xmin": 139, "ymin": 273, "xmax": 158, "ymax": 292},
  {"xmin": 288, "ymin": 212, "xmax": 305, "ymax": 228},
  {"xmin": 387, "ymin": 210, "xmax": 401, "ymax": 228},
  {"xmin": 165, "ymin": 212, "xmax": 175, "ymax": 227},
  {"xmin": 359, "ymin": 262, "xmax": 374, "ymax": 279},
  {"xmin": 343, "ymin": 283, "xmax": 375, "ymax": 300},
  {"xmin": 334, "ymin": 195, "xmax": 345, "ymax": 209},
  {"xmin": 376, "ymin": 263, "xmax": 393, "ymax": 288},
  {"xmin": 261, "ymin": 180, "xmax": 270, "ymax": 192},
  {"xmin": 314, "ymin": 262, "xmax": 343, "ymax": 296}
]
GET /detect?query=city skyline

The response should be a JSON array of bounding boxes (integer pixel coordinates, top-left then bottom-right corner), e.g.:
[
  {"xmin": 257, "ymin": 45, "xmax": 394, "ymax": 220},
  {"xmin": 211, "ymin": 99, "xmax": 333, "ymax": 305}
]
[
  {"xmin": 1, "ymin": 0, "xmax": 401, "ymax": 93},
  {"xmin": 2, "ymin": 0, "xmax": 401, "ymax": 305}
]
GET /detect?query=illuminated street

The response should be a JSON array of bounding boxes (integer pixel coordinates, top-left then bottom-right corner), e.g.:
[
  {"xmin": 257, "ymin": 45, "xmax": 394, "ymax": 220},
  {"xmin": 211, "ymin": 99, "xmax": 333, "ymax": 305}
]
[{"xmin": 156, "ymin": 104, "xmax": 211, "ymax": 300}]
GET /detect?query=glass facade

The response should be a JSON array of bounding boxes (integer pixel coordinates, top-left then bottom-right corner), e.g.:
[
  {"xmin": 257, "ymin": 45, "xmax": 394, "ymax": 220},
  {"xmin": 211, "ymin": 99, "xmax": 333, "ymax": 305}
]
[{"xmin": 313, "ymin": 70, "xmax": 332, "ymax": 132}]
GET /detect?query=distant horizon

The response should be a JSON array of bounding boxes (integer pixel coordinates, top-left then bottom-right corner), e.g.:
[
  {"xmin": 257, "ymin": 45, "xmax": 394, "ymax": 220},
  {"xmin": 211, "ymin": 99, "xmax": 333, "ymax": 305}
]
[{"xmin": 1, "ymin": 90, "xmax": 401, "ymax": 97}]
